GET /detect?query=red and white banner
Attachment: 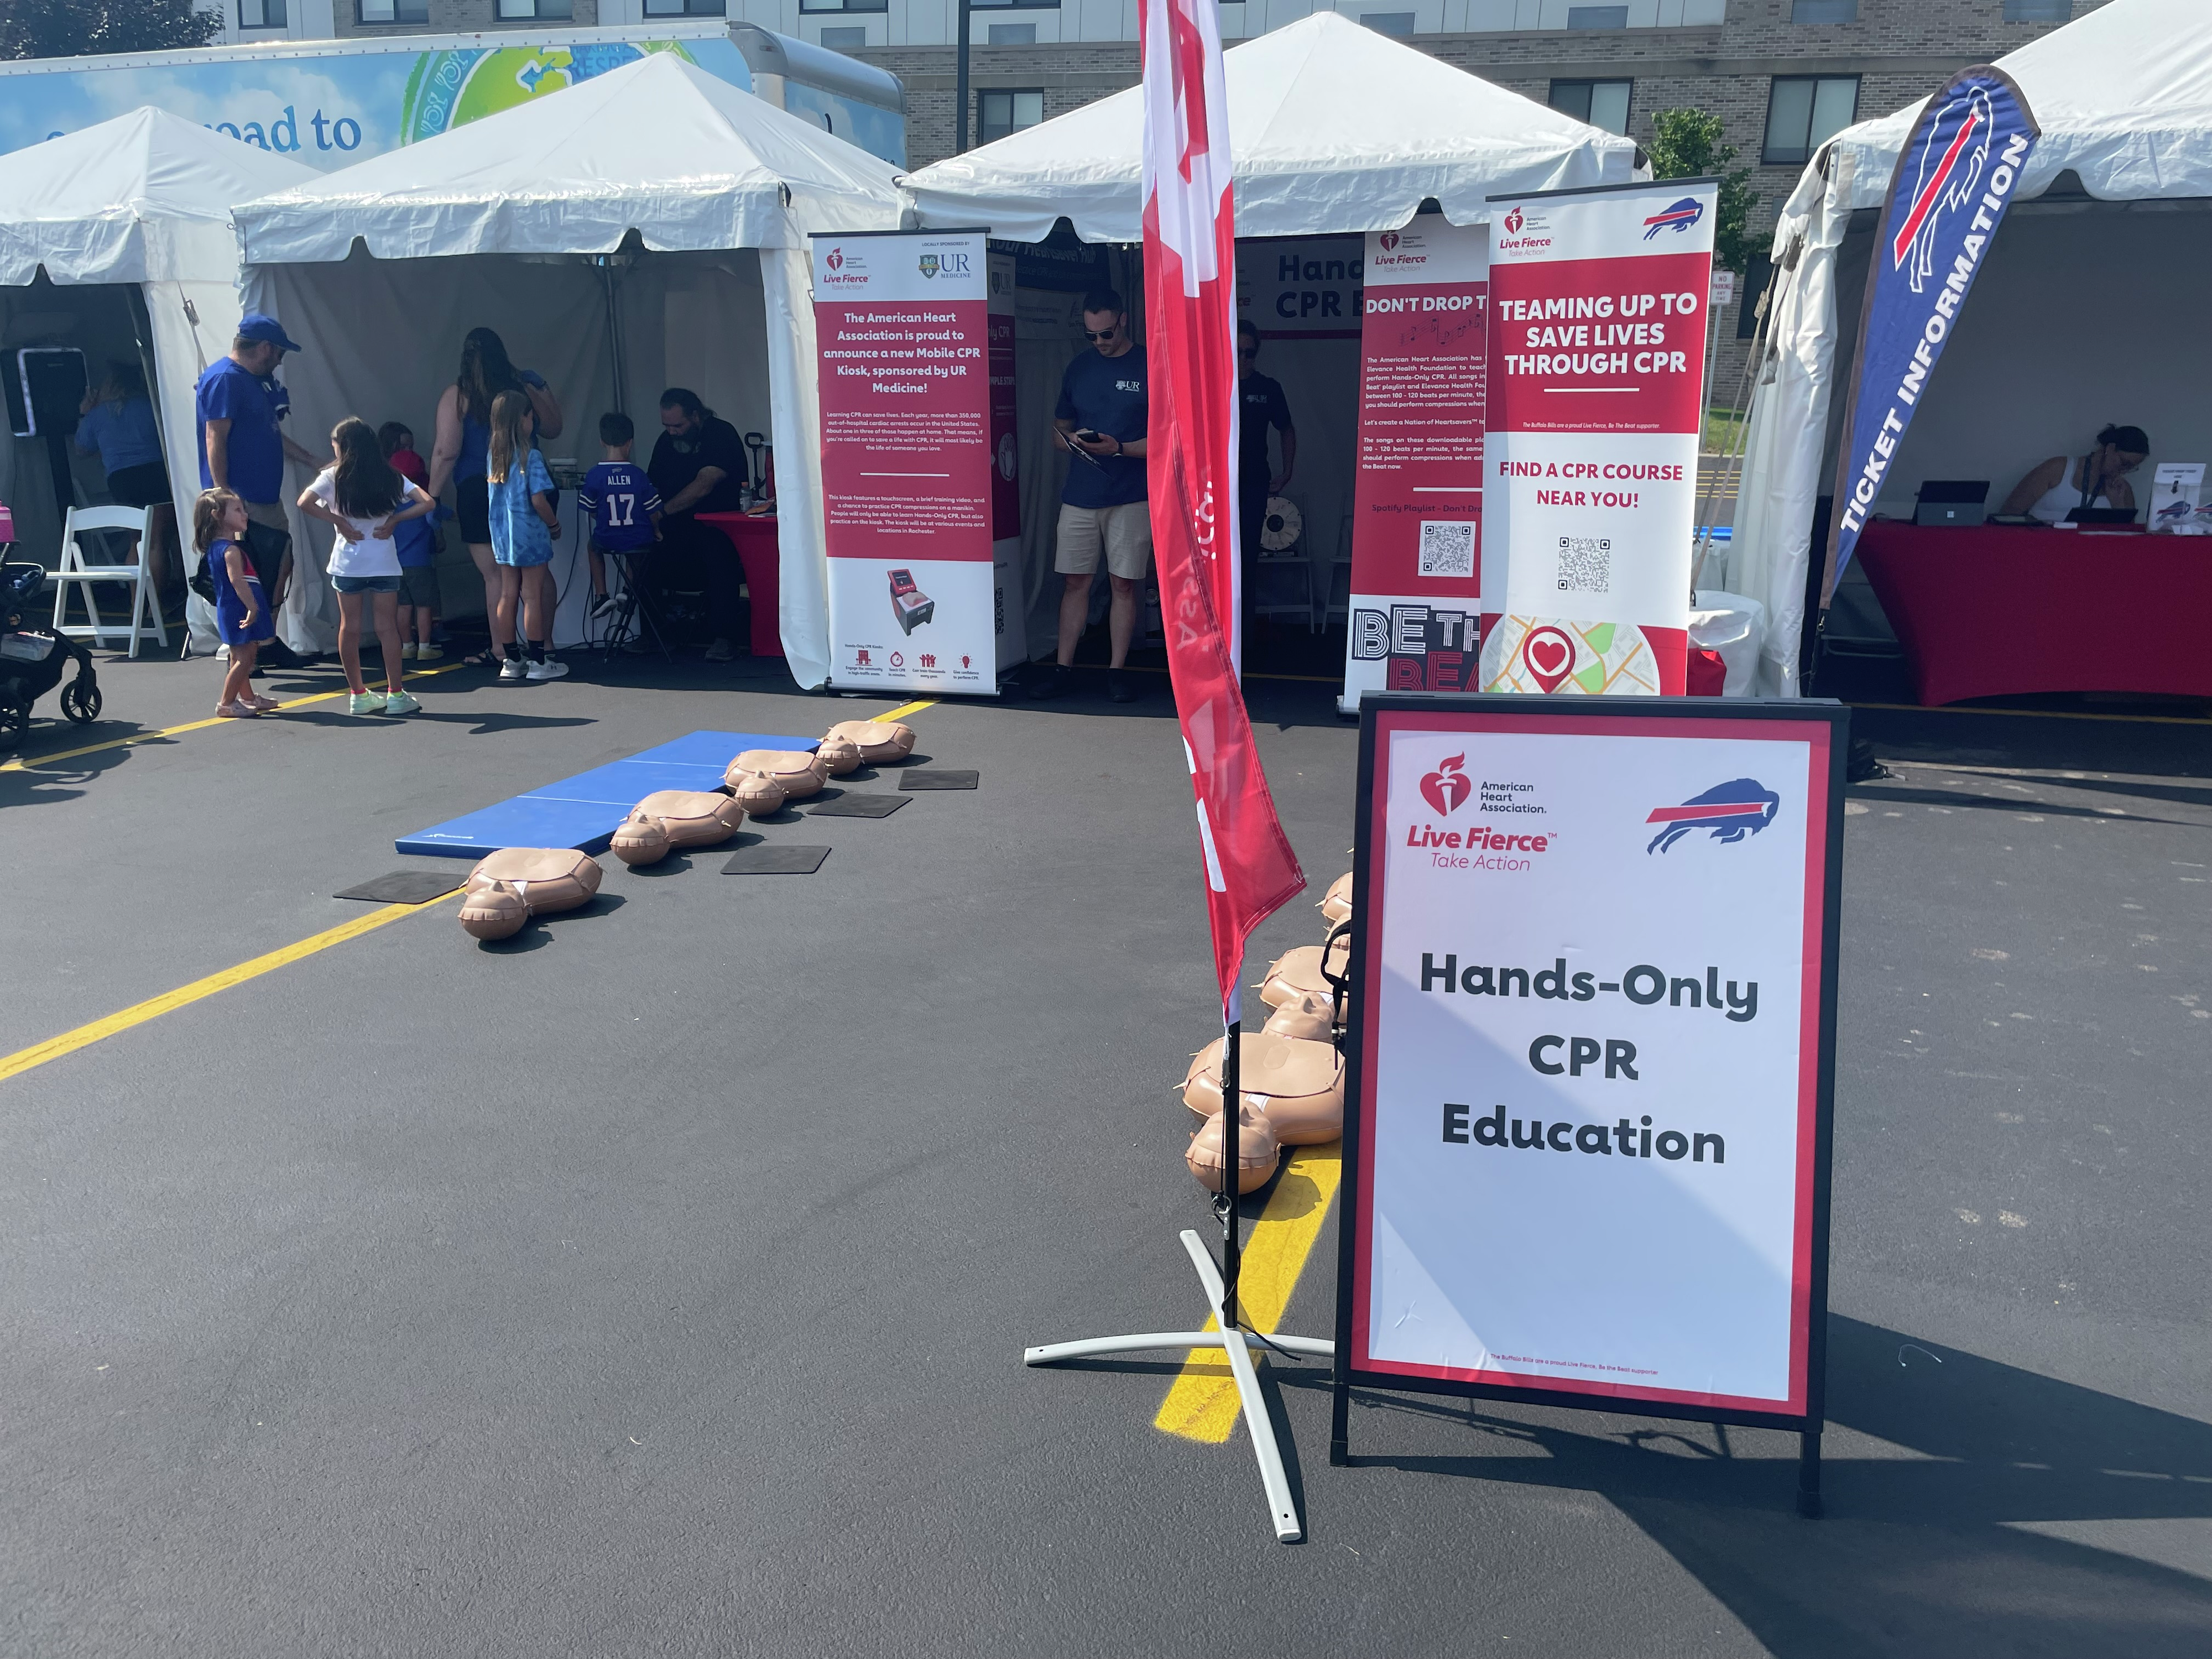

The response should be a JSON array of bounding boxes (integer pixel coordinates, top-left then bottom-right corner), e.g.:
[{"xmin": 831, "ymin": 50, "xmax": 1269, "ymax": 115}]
[
  {"xmin": 1339, "ymin": 218, "xmax": 1489, "ymax": 712},
  {"xmin": 813, "ymin": 228, "xmax": 998, "ymax": 695},
  {"xmin": 1479, "ymin": 181, "xmax": 1717, "ymax": 698},
  {"xmin": 1142, "ymin": 0, "xmax": 1305, "ymax": 1018}
]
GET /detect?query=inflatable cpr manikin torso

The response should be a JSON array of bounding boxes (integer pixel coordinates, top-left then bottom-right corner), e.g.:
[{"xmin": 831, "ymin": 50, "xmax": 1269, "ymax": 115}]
[
  {"xmin": 815, "ymin": 735, "xmax": 862, "ymax": 776},
  {"xmin": 728, "ymin": 749, "xmax": 829, "ymax": 799},
  {"xmin": 460, "ymin": 847, "xmax": 604, "ymax": 939},
  {"xmin": 611, "ymin": 789, "xmax": 747, "ymax": 865},
  {"xmin": 1186, "ymin": 1099, "xmax": 1281, "ymax": 1195},
  {"xmin": 726, "ymin": 772, "xmax": 786, "ymax": 817},
  {"xmin": 1180, "ymin": 1032, "xmax": 1344, "ymax": 1146},
  {"xmin": 1319, "ymin": 872, "xmax": 1353, "ymax": 926},
  {"xmin": 825, "ymin": 719, "xmax": 916, "ymax": 765}
]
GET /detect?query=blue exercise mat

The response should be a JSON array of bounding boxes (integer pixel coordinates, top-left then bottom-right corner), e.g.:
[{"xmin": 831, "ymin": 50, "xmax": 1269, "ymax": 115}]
[{"xmin": 397, "ymin": 730, "xmax": 820, "ymax": 858}]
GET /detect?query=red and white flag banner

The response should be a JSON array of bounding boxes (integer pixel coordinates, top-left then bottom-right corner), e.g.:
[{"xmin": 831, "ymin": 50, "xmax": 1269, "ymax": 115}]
[{"xmin": 1141, "ymin": 0, "xmax": 1305, "ymax": 1020}]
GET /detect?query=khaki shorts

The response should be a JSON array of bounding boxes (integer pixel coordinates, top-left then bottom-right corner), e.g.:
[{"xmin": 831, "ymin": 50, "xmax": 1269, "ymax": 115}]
[{"xmin": 1055, "ymin": 500, "xmax": 1154, "ymax": 581}]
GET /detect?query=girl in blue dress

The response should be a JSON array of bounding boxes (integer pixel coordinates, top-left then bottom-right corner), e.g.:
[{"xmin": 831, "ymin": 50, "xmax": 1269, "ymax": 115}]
[{"xmin": 196, "ymin": 487, "xmax": 276, "ymax": 719}]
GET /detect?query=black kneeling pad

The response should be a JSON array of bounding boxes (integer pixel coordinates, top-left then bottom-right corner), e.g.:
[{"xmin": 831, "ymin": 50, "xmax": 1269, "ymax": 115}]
[
  {"xmin": 898, "ymin": 770, "xmax": 978, "ymax": 791},
  {"xmin": 722, "ymin": 845, "xmax": 831, "ymax": 874}
]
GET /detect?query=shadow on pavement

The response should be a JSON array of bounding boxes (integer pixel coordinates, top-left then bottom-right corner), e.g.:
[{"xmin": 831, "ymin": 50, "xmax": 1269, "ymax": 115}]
[{"xmin": 1325, "ymin": 1314, "xmax": 2212, "ymax": 1656}]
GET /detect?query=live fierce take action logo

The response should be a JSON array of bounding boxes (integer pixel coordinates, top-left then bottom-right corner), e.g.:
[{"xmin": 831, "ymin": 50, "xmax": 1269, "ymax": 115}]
[{"xmin": 1408, "ymin": 754, "xmax": 1551, "ymax": 870}]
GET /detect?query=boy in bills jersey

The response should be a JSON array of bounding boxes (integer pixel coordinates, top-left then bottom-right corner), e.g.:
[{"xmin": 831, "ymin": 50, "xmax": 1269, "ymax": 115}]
[{"xmin": 577, "ymin": 411, "xmax": 663, "ymax": 620}]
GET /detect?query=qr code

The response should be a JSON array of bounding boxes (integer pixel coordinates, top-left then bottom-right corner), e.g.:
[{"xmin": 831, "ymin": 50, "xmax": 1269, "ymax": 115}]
[
  {"xmin": 1556, "ymin": 536, "xmax": 1611, "ymax": 594},
  {"xmin": 1418, "ymin": 520, "xmax": 1475, "ymax": 577}
]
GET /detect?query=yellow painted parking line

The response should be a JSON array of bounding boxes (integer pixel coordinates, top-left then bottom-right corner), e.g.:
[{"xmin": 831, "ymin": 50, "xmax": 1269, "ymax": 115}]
[
  {"xmin": 876, "ymin": 697, "xmax": 938, "ymax": 724},
  {"xmin": 0, "ymin": 889, "xmax": 461, "ymax": 1086},
  {"xmin": 1, "ymin": 658, "xmax": 472, "ymax": 774},
  {"xmin": 1154, "ymin": 1142, "xmax": 1343, "ymax": 1443}
]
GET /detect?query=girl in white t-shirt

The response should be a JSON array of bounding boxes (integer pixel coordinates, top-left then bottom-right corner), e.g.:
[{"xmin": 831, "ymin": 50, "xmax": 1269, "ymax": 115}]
[{"xmin": 299, "ymin": 418, "xmax": 436, "ymax": 716}]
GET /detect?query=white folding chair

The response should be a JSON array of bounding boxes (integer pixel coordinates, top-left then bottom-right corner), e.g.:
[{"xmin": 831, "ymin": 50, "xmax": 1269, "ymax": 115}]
[{"xmin": 52, "ymin": 504, "xmax": 166, "ymax": 659}]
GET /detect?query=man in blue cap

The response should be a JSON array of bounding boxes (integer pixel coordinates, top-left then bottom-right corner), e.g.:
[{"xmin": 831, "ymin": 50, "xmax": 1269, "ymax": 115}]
[{"xmin": 196, "ymin": 313, "xmax": 322, "ymax": 664}]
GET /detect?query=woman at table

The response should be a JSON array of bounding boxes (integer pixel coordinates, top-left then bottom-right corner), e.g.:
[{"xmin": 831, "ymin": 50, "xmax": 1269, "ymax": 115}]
[
  {"xmin": 426, "ymin": 327, "xmax": 564, "ymax": 666},
  {"xmin": 1999, "ymin": 424, "xmax": 2149, "ymax": 524},
  {"xmin": 75, "ymin": 362, "xmax": 171, "ymax": 572}
]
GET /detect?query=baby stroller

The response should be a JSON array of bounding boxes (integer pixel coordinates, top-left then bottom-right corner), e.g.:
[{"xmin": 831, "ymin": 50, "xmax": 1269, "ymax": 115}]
[{"xmin": 1, "ymin": 559, "xmax": 102, "ymax": 752}]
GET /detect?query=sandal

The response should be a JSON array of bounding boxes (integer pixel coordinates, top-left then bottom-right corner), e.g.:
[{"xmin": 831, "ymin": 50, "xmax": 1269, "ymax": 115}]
[
  {"xmin": 462, "ymin": 648, "xmax": 502, "ymax": 667},
  {"xmin": 215, "ymin": 701, "xmax": 261, "ymax": 719}
]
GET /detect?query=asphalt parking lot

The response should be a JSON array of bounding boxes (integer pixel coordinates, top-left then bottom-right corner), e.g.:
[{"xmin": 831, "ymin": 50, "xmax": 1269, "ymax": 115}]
[{"xmin": 3, "ymin": 655, "xmax": 2208, "ymax": 1657}]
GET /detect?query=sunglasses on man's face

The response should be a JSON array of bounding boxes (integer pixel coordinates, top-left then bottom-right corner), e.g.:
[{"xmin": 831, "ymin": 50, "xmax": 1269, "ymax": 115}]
[{"xmin": 1084, "ymin": 326, "xmax": 1120, "ymax": 342}]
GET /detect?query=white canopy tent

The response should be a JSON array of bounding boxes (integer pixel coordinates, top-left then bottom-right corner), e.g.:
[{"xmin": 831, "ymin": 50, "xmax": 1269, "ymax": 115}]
[
  {"xmin": 1729, "ymin": 0, "xmax": 2212, "ymax": 695},
  {"xmin": 0, "ymin": 108, "xmax": 315, "ymax": 597},
  {"xmin": 902, "ymin": 12, "xmax": 1639, "ymax": 241},
  {"xmin": 231, "ymin": 51, "xmax": 909, "ymax": 680},
  {"xmin": 903, "ymin": 13, "xmax": 1638, "ymax": 662}
]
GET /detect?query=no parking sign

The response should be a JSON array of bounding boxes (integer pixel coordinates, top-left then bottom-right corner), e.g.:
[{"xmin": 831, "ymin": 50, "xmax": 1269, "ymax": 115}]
[{"xmin": 1331, "ymin": 695, "xmax": 1848, "ymax": 1500}]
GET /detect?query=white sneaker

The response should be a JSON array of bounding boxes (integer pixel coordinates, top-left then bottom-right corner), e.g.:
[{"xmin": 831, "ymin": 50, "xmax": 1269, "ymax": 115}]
[
  {"xmin": 526, "ymin": 656, "xmax": 570, "ymax": 681},
  {"xmin": 399, "ymin": 642, "xmax": 418, "ymax": 660},
  {"xmin": 589, "ymin": 593, "xmax": 620, "ymax": 620},
  {"xmin": 498, "ymin": 656, "xmax": 528, "ymax": 681}
]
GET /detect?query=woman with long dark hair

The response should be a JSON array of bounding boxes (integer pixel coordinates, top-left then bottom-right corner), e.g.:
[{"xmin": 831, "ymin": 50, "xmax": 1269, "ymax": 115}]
[
  {"xmin": 2000, "ymin": 424, "xmax": 2151, "ymax": 524},
  {"xmin": 426, "ymin": 327, "xmax": 563, "ymax": 666},
  {"xmin": 300, "ymin": 417, "xmax": 436, "ymax": 715}
]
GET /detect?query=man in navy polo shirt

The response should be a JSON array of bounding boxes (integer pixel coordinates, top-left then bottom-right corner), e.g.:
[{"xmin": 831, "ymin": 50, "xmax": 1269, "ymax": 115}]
[
  {"xmin": 196, "ymin": 312, "xmax": 322, "ymax": 660},
  {"xmin": 1039, "ymin": 288, "xmax": 1149, "ymax": 703}
]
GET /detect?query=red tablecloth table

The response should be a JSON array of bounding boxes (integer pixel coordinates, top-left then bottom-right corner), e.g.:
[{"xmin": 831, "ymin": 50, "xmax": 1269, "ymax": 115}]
[
  {"xmin": 1854, "ymin": 520, "xmax": 2212, "ymax": 706},
  {"xmin": 697, "ymin": 510, "xmax": 783, "ymax": 660}
]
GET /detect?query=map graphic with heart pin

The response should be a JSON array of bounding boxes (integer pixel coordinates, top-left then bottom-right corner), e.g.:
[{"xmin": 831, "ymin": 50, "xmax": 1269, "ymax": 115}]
[{"xmin": 1479, "ymin": 614, "xmax": 1662, "ymax": 696}]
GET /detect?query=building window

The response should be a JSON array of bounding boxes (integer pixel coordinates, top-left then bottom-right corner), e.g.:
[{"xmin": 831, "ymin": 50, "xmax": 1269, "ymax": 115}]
[
  {"xmin": 497, "ymin": 0, "xmax": 573, "ymax": 17},
  {"xmin": 820, "ymin": 25, "xmax": 865, "ymax": 46},
  {"xmin": 1790, "ymin": 0, "xmax": 1857, "ymax": 21},
  {"xmin": 358, "ymin": 0, "xmax": 429, "ymax": 20},
  {"xmin": 987, "ymin": 22, "xmax": 1035, "ymax": 43},
  {"xmin": 1566, "ymin": 5, "xmax": 1629, "ymax": 27},
  {"xmin": 646, "ymin": 0, "xmax": 730, "ymax": 14},
  {"xmin": 1764, "ymin": 75, "xmax": 1859, "ymax": 165},
  {"xmin": 978, "ymin": 90, "xmax": 1044, "ymax": 146},
  {"xmin": 1361, "ymin": 11, "xmax": 1414, "ymax": 34},
  {"xmin": 1548, "ymin": 79, "xmax": 1631, "ymax": 137},
  {"xmin": 798, "ymin": 0, "xmax": 885, "ymax": 11},
  {"xmin": 2003, "ymin": 0, "xmax": 2070, "ymax": 19},
  {"xmin": 238, "ymin": 0, "xmax": 286, "ymax": 25}
]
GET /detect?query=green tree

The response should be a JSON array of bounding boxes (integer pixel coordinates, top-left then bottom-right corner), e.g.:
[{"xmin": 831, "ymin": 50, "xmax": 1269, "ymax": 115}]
[
  {"xmin": 0, "ymin": 0, "xmax": 220, "ymax": 59},
  {"xmin": 1646, "ymin": 107, "xmax": 1758, "ymax": 275}
]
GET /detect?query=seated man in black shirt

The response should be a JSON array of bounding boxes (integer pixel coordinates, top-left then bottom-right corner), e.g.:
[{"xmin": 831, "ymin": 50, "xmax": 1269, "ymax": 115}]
[{"xmin": 646, "ymin": 387, "xmax": 749, "ymax": 661}]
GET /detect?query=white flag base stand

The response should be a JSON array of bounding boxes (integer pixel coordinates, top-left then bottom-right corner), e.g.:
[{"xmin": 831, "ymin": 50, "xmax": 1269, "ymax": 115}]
[{"xmin": 1024, "ymin": 1228, "xmax": 1334, "ymax": 1543}]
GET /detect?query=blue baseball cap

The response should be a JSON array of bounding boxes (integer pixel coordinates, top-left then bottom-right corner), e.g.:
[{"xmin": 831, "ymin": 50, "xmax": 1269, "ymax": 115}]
[{"xmin": 237, "ymin": 312, "xmax": 302, "ymax": 353}]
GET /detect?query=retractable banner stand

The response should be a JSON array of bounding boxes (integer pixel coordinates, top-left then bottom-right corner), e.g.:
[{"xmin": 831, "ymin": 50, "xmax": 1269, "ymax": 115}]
[
  {"xmin": 812, "ymin": 227, "xmax": 999, "ymax": 695},
  {"xmin": 1824, "ymin": 67, "xmax": 2039, "ymax": 597},
  {"xmin": 1340, "ymin": 218, "xmax": 1490, "ymax": 712},
  {"xmin": 1332, "ymin": 695, "xmax": 1846, "ymax": 1513},
  {"xmin": 987, "ymin": 249, "xmax": 1026, "ymax": 674},
  {"xmin": 1479, "ymin": 180, "xmax": 1717, "ymax": 698}
]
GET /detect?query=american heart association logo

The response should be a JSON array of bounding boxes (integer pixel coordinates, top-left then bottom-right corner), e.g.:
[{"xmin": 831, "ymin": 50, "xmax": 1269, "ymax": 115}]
[
  {"xmin": 1420, "ymin": 753, "xmax": 1471, "ymax": 816},
  {"xmin": 826, "ymin": 248, "xmax": 843, "ymax": 270},
  {"xmin": 1379, "ymin": 231, "xmax": 1400, "ymax": 252},
  {"xmin": 1505, "ymin": 207, "xmax": 1525, "ymax": 234}
]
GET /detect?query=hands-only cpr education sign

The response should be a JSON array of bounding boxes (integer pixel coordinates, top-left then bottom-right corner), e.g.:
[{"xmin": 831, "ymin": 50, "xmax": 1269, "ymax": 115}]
[{"xmin": 1335, "ymin": 695, "xmax": 1844, "ymax": 1432}]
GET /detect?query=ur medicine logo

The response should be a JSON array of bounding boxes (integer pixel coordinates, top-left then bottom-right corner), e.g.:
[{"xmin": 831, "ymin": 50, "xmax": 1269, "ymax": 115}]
[
  {"xmin": 1420, "ymin": 753, "xmax": 1472, "ymax": 816},
  {"xmin": 1646, "ymin": 778, "xmax": 1781, "ymax": 853},
  {"xmin": 919, "ymin": 253, "xmax": 940, "ymax": 279},
  {"xmin": 1642, "ymin": 196, "xmax": 1705, "ymax": 239}
]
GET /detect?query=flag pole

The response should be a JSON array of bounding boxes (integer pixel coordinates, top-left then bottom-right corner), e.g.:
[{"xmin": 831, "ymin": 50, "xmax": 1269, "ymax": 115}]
[{"xmin": 1219, "ymin": 1014, "xmax": 1241, "ymax": 1326}]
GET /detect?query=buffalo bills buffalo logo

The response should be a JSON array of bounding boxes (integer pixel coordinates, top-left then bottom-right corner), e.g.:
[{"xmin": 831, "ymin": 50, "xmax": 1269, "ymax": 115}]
[
  {"xmin": 1420, "ymin": 753, "xmax": 1471, "ymax": 816},
  {"xmin": 1892, "ymin": 86, "xmax": 1993, "ymax": 295},
  {"xmin": 1645, "ymin": 778, "xmax": 1780, "ymax": 853},
  {"xmin": 1641, "ymin": 197, "xmax": 1704, "ymax": 239}
]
